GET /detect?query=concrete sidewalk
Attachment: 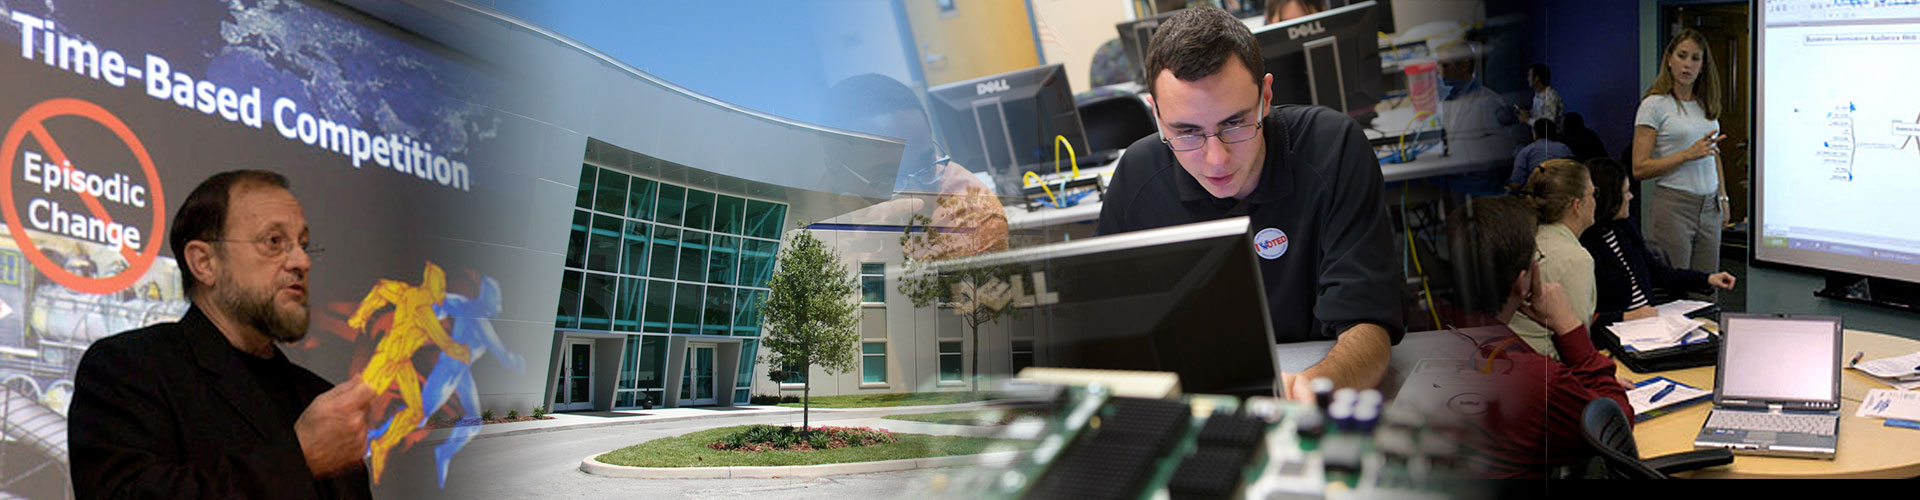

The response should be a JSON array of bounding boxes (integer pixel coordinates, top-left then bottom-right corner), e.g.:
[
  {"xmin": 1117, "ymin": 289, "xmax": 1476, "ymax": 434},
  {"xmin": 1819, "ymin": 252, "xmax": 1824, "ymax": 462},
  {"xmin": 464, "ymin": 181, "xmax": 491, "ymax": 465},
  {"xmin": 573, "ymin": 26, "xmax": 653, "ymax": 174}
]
[{"xmin": 414, "ymin": 400, "xmax": 1016, "ymax": 445}]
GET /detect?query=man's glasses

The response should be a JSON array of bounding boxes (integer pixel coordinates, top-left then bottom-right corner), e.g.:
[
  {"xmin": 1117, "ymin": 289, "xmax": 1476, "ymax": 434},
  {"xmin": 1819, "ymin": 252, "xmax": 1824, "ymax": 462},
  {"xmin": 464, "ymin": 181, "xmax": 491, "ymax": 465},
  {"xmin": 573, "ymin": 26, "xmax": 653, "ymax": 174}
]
[
  {"xmin": 1160, "ymin": 103, "xmax": 1265, "ymax": 152},
  {"xmin": 211, "ymin": 232, "xmax": 323, "ymax": 261}
]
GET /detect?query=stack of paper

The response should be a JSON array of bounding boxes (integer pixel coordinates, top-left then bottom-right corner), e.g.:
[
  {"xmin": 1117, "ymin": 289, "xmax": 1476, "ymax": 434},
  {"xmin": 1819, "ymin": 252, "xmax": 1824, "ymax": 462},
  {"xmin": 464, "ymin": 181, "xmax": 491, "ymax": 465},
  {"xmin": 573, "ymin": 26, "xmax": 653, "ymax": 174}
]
[
  {"xmin": 1857, "ymin": 389, "xmax": 1920, "ymax": 421},
  {"xmin": 1609, "ymin": 314, "xmax": 1710, "ymax": 352},
  {"xmin": 1654, "ymin": 299, "xmax": 1714, "ymax": 317},
  {"xmin": 1627, "ymin": 377, "xmax": 1712, "ymax": 421},
  {"xmin": 1849, "ymin": 351, "xmax": 1920, "ymax": 390}
]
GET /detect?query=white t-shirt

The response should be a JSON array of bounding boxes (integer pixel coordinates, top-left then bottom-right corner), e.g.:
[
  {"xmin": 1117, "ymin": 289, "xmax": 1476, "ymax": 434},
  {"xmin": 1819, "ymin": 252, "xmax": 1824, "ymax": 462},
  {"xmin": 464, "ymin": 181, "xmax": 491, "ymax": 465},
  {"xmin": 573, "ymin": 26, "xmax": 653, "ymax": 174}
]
[{"xmin": 1634, "ymin": 94, "xmax": 1720, "ymax": 195}]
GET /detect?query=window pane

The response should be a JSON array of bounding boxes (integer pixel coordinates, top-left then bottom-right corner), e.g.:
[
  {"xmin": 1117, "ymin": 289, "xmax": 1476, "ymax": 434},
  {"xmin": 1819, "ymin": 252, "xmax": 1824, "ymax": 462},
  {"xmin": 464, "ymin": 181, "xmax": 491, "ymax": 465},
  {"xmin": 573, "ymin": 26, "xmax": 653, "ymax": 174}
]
[
  {"xmin": 587, "ymin": 214, "xmax": 622, "ymax": 273},
  {"xmin": 733, "ymin": 289, "xmax": 766, "ymax": 335},
  {"xmin": 715, "ymin": 195, "xmax": 745, "ymax": 235},
  {"xmin": 702, "ymin": 286, "xmax": 733, "ymax": 335},
  {"xmin": 594, "ymin": 169, "xmax": 628, "ymax": 214},
  {"xmin": 783, "ymin": 361, "xmax": 807, "ymax": 384},
  {"xmin": 643, "ymin": 280, "xmax": 674, "ymax": 332},
  {"xmin": 622, "ymin": 221, "xmax": 650, "ymax": 276},
  {"xmin": 555, "ymin": 270, "xmax": 581, "ymax": 328},
  {"xmin": 678, "ymin": 231, "xmax": 708, "ymax": 283},
  {"xmin": 627, "ymin": 178, "xmax": 657, "ymax": 220},
  {"xmin": 939, "ymin": 341, "xmax": 962, "ymax": 382},
  {"xmin": 574, "ymin": 164, "xmax": 596, "ymax": 209},
  {"xmin": 616, "ymin": 392, "xmax": 637, "ymax": 408},
  {"xmin": 617, "ymin": 336, "xmax": 639, "ymax": 390},
  {"xmin": 639, "ymin": 336, "xmax": 666, "ymax": 389},
  {"xmin": 862, "ymin": 263, "xmax": 885, "ymax": 275},
  {"xmin": 683, "ymin": 189, "xmax": 715, "ymax": 231},
  {"xmin": 708, "ymin": 236, "xmax": 737, "ymax": 285},
  {"xmin": 737, "ymin": 339, "xmax": 757, "ymax": 388},
  {"xmin": 649, "ymin": 226, "xmax": 679, "ymax": 279},
  {"xmin": 863, "ymin": 343, "xmax": 887, "ymax": 355},
  {"xmin": 655, "ymin": 184, "xmax": 686, "ymax": 227},
  {"xmin": 745, "ymin": 200, "xmax": 787, "ymax": 239},
  {"xmin": 861, "ymin": 275, "xmax": 885, "ymax": 303},
  {"xmin": 735, "ymin": 389, "xmax": 750, "ymax": 405},
  {"xmin": 1012, "ymin": 340, "xmax": 1034, "ymax": 372},
  {"xmin": 614, "ymin": 277, "xmax": 644, "ymax": 331},
  {"xmin": 672, "ymin": 283, "xmax": 702, "ymax": 334},
  {"xmin": 580, "ymin": 273, "xmax": 616, "ymax": 330},
  {"xmin": 564, "ymin": 210, "xmax": 589, "ymax": 269},
  {"xmin": 739, "ymin": 239, "xmax": 778, "ymax": 288},
  {"xmin": 863, "ymin": 354, "xmax": 886, "ymax": 384}
]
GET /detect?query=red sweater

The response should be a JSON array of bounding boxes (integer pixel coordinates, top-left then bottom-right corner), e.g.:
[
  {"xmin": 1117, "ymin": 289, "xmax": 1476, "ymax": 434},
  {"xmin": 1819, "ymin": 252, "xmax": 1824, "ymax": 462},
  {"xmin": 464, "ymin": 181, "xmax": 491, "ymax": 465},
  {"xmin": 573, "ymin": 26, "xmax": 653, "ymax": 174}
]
[{"xmin": 1459, "ymin": 324, "xmax": 1631, "ymax": 479}]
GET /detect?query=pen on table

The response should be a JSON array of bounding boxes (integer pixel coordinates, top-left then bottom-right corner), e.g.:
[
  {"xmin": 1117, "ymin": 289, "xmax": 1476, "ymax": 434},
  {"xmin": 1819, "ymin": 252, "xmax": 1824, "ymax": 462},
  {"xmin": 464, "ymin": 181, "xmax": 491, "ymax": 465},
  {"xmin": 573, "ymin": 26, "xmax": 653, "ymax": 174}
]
[
  {"xmin": 1650, "ymin": 382, "xmax": 1678, "ymax": 403},
  {"xmin": 1850, "ymin": 351, "xmax": 1864, "ymax": 367}
]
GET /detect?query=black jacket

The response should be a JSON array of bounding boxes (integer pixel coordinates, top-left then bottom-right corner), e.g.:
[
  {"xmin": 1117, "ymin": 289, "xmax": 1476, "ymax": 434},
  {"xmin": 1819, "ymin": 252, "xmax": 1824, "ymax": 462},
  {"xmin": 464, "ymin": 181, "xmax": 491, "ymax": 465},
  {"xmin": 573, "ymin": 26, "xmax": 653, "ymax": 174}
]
[
  {"xmin": 1579, "ymin": 220, "xmax": 1710, "ymax": 333},
  {"xmin": 69, "ymin": 306, "xmax": 372, "ymax": 500},
  {"xmin": 1096, "ymin": 104, "xmax": 1405, "ymax": 344}
]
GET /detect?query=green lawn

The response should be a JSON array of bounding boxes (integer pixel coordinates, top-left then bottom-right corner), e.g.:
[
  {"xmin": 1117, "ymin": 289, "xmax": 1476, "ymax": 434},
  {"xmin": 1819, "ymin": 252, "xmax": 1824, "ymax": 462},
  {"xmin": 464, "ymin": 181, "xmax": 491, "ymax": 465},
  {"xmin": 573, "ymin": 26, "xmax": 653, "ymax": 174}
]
[
  {"xmin": 595, "ymin": 425, "xmax": 1028, "ymax": 467},
  {"xmin": 771, "ymin": 391, "xmax": 1015, "ymax": 409},
  {"xmin": 882, "ymin": 408, "xmax": 1051, "ymax": 426}
]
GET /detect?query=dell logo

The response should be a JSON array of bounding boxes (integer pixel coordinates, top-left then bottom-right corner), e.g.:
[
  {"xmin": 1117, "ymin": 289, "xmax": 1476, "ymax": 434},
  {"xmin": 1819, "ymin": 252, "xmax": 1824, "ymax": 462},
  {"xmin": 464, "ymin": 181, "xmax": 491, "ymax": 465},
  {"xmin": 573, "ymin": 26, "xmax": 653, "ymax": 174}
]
[
  {"xmin": 1287, "ymin": 22, "xmax": 1325, "ymax": 40},
  {"xmin": 976, "ymin": 79, "xmax": 1010, "ymax": 95}
]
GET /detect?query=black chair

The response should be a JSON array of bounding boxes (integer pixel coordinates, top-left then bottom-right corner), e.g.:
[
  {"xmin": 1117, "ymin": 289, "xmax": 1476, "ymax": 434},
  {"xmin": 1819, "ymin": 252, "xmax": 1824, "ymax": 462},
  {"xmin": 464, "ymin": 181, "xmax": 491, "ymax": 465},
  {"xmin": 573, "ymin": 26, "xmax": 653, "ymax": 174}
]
[{"xmin": 1580, "ymin": 398, "xmax": 1733, "ymax": 478}]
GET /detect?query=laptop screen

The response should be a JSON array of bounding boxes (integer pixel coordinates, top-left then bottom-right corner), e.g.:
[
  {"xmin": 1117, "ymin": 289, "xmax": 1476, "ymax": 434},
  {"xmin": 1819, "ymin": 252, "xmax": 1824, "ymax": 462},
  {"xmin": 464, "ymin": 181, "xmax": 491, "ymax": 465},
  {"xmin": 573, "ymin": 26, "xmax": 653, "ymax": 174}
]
[{"xmin": 1718, "ymin": 315, "xmax": 1840, "ymax": 404}]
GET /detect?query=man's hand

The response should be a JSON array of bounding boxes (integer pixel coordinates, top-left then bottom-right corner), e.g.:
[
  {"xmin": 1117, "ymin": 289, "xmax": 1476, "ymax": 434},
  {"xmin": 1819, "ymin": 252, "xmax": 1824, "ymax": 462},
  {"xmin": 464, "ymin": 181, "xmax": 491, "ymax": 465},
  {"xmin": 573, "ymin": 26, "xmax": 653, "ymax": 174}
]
[
  {"xmin": 1279, "ymin": 372, "xmax": 1314, "ymax": 403},
  {"xmin": 297, "ymin": 377, "xmax": 375, "ymax": 478},
  {"xmin": 1707, "ymin": 272, "xmax": 1737, "ymax": 290},
  {"xmin": 1519, "ymin": 273, "xmax": 1583, "ymax": 336}
]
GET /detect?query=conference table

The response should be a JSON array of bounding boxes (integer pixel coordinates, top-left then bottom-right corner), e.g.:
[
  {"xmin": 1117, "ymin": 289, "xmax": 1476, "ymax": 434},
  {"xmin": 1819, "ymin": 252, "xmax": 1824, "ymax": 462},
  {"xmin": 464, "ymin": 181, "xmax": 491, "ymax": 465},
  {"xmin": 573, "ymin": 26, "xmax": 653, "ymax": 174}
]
[
  {"xmin": 1275, "ymin": 326, "xmax": 1920, "ymax": 478},
  {"xmin": 1622, "ymin": 328, "xmax": 1920, "ymax": 478}
]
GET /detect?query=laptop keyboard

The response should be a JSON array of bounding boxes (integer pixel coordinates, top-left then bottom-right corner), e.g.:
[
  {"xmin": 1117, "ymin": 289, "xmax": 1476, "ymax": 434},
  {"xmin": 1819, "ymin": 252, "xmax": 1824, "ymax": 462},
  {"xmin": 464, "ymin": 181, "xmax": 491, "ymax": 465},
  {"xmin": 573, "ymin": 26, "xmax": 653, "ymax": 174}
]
[{"xmin": 1707, "ymin": 411, "xmax": 1837, "ymax": 436}]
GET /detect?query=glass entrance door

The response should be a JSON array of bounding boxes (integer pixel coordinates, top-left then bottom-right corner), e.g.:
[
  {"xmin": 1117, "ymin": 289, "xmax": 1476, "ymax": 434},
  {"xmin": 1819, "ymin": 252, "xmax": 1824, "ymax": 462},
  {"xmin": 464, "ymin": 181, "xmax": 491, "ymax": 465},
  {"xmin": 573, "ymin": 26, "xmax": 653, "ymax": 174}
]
[
  {"xmin": 680, "ymin": 344, "xmax": 717, "ymax": 406},
  {"xmin": 554, "ymin": 340, "xmax": 594, "ymax": 411}
]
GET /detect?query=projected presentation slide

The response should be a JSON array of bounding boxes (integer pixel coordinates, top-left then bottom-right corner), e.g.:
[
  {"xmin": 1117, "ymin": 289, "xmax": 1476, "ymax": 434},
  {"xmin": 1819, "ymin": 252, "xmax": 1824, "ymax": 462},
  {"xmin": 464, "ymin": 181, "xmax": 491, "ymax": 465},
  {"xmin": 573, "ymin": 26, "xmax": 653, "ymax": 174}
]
[{"xmin": 1759, "ymin": 0, "xmax": 1920, "ymax": 281}]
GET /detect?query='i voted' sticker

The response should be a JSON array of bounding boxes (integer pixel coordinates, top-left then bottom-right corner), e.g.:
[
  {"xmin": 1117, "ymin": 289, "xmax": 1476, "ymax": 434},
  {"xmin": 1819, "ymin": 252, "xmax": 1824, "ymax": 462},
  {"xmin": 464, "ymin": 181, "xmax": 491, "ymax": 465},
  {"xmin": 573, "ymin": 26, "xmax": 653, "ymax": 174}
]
[{"xmin": 1254, "ymin": 227, "xmax": 1289, "ymax": 259}]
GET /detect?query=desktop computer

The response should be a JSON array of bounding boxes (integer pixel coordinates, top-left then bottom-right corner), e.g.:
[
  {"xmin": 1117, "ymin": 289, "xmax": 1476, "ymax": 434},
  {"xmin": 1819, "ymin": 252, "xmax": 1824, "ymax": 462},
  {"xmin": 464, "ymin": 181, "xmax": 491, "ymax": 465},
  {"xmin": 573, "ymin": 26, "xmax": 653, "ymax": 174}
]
[
  {"xmin": 927, "ymin": 64, "xmax": 1097, "ymax": 198},
  {"xmin": 1253, "ymin": 1, "xmax": 1384, "ymax": 118}
]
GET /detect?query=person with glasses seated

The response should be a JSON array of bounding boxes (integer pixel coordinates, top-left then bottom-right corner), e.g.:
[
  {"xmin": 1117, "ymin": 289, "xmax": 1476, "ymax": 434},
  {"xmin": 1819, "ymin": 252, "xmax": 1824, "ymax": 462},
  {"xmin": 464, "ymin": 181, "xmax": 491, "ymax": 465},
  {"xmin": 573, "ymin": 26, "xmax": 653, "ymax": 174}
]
[
  {"xmin": 69, "ymin": 170, "xmax": 374, "ymax": 499},
  {"xmin": 1095, "ymin": 6, "xmax": 1402, "ymax": 403}
]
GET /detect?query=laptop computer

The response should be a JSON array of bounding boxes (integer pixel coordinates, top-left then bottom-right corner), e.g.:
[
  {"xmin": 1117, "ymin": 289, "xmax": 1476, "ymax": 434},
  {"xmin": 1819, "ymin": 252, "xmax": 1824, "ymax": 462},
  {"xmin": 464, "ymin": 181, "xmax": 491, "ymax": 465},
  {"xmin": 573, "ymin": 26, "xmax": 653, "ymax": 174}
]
[{"xmin": 1692, "ymin": 313, "xmax": 1843, "ymax": 459}]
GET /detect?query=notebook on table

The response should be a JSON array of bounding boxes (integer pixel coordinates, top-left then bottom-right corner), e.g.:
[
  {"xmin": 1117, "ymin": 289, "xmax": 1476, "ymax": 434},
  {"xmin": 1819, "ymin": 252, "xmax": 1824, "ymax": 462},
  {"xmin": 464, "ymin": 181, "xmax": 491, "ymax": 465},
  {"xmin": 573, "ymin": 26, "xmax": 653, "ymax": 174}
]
[{"xmin": 1692, "ymin": 313, "xmax": 1843, "ymax": 459}]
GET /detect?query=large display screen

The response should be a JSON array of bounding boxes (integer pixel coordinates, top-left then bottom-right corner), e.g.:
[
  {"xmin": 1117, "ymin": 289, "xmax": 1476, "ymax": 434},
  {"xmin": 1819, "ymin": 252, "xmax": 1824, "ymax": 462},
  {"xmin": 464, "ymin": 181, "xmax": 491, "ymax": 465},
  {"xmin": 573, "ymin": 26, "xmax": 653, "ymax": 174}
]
[{"xmin": 1756, "ymin": 0, "xmax": 1920, "ymax": 283}]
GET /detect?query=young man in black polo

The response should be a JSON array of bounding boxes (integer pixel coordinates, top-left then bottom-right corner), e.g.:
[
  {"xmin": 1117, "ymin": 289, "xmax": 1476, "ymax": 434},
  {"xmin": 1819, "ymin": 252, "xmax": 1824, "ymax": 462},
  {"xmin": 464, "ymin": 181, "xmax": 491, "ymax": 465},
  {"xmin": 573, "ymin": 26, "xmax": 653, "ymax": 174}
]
[{"xmin": 1096, "ymin": 6, "xmax": 1402, "ymax": 401}]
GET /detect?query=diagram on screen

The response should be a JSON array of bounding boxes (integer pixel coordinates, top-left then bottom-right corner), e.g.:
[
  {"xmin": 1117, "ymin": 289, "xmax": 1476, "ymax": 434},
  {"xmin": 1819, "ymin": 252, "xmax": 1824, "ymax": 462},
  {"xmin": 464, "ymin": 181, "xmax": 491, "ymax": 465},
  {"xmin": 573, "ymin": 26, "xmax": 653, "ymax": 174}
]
[{"xmin": 1818, "ymin": 102, "xmax": 1920, "ymax": 181}]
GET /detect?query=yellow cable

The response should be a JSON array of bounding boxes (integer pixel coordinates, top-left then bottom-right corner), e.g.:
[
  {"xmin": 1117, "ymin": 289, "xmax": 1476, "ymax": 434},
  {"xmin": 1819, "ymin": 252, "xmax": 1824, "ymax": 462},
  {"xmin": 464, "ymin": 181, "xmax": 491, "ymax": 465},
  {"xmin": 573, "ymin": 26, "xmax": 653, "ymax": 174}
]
[
  {"xmin": 1396, "ymin": 110, "xmax": 1435, "ymax": 161},
  {"xmin": 1025, "ymin": 171, "xmax": 1056, "ymax": 206},
  {"xmin": 1053, "ymin": 135, "xmax": 1079, "ymax": 190},
  {"xmin": 1405, "ymin": 201, "xmax": 1442, "ymax": 330}
]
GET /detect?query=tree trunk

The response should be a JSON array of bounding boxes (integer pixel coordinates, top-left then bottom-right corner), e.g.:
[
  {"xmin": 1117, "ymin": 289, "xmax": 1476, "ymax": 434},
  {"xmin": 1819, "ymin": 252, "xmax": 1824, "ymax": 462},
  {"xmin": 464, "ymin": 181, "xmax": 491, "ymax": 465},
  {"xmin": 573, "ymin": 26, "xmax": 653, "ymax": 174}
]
[
  {"xmin": 802, "ymin": 376, "xmax": 811, "ymax": 434},
  {"xmin": 969, "ymin": 321, "xmax": 981, "ymax": 393}
]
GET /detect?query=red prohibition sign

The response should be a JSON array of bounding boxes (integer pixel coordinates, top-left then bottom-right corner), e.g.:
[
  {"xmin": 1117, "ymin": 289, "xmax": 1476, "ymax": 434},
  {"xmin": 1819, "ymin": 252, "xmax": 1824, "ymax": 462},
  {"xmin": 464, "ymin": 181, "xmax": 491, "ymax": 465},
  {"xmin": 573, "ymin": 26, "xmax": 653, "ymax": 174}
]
[{"xmin": 0, "ymin": 98, "xmax": 167, "ymax": 294}]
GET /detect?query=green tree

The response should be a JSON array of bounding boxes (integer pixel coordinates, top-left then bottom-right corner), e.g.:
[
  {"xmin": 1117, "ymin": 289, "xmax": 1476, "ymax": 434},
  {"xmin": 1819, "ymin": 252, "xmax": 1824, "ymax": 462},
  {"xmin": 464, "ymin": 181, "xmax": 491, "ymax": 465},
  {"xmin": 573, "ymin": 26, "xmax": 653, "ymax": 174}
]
[
  {"xmin": 758, "ymin": 227, "xmax": 860, "ymax": 433},
  {"xmin": 897, "ymin": 214, "xmax": 1026, "ymax": 392}
]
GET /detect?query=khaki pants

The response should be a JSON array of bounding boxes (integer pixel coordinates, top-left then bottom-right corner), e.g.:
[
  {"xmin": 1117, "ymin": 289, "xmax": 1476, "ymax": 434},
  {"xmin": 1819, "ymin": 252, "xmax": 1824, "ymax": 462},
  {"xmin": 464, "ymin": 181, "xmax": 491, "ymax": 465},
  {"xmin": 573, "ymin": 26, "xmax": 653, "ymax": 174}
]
[{"xmin": 1645, "ymin": 185, "xmax": 1722, "ymax": 281}]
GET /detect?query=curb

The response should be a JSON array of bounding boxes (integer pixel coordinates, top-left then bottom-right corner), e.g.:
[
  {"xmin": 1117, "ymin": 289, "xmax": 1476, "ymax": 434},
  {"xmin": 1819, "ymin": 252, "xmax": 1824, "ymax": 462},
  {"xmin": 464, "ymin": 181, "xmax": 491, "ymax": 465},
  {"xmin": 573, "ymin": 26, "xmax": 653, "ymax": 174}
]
[
  {"xmin": 423, "ymin": 400, "xmax": 1019, "ymax": 445},
  {"xmin": 578, "ymin": 450, "xmax": 1024, "ymax": 479}
]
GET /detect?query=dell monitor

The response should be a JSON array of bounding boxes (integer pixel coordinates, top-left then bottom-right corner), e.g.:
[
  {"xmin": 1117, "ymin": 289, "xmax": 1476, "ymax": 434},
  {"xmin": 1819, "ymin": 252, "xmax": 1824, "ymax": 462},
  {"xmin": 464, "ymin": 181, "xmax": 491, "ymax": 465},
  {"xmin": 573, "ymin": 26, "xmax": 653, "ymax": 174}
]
[
  {"xmin": 928, "ymin": 64, "xmax": 1092, "ymax": 197},
  {"xmin": 1756, "ymin": 0, "xmax": 1920, "ymax": 309},
  {"xmin": 1115, "ymin": 10, "xmax": 1181, "ymax": 85},
  {"xmin": 925, "ymin": 217, "xmax": 1281, "ymax": 397},
  {"xmin": 1252, "ymin": 1, "xmax": 1383, "ymax": 116}
]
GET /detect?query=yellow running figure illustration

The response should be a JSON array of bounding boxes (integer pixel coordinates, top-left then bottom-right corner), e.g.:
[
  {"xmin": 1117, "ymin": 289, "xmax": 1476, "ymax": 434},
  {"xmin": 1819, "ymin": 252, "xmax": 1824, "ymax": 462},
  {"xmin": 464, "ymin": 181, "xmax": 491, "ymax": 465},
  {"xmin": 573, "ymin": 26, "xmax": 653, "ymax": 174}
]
[{"xmin": 347, "ymin": 262, "xmax": 471, "ymax": 483}]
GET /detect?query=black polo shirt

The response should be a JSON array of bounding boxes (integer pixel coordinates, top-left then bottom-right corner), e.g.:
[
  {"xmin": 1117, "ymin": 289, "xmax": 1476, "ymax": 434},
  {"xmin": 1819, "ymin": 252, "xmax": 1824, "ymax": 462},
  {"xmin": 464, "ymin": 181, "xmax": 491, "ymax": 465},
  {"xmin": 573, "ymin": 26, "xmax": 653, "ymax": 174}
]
[{"xmin": 1096, "ymin": 104, "xmax": 1405, "ymax": 345}]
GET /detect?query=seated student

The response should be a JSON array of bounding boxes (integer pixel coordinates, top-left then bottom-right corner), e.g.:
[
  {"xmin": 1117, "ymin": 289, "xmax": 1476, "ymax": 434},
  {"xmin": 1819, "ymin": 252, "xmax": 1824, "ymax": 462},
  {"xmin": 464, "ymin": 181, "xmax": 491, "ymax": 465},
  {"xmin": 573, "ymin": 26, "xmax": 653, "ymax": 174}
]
[
  {"xmin": 1442, "ymin": 196, "xmax": 1629, "ymax": 478},
  {"xmin": 1580, "ymin": 158, "xmax": 1735, "ymax": 333},
  {"xmin": 1508, "ymin": 118, "xmax": 1573, "ymax": 190},
  {"xmin": 1507, "ymin": 159, "xmax": 1597, "ymax": 360}
]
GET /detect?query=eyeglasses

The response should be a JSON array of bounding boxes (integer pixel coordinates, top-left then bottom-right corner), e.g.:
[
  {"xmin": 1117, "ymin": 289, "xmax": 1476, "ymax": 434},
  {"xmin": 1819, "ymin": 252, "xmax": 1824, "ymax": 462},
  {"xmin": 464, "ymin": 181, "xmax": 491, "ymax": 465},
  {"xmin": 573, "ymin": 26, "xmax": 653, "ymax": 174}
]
[
  {"xmin": 905, "ymin": 155, "xmax": 951, "ymax": 186},
  {"xmin": 1160, "ymin": 102, "xmax": 1265, "ymax": 152},
  {"xmin": 210, "ymin": 232, "xmax": 323, "ymax": 261}
]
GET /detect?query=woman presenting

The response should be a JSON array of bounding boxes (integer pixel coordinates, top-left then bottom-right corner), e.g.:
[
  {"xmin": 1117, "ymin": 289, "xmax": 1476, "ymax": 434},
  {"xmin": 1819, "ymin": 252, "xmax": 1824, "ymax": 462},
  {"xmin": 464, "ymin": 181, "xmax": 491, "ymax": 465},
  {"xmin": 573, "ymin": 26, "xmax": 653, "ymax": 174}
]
[{"xmin": 1632, "ymin": 29, "xmax": 1728, "ymax": 278}]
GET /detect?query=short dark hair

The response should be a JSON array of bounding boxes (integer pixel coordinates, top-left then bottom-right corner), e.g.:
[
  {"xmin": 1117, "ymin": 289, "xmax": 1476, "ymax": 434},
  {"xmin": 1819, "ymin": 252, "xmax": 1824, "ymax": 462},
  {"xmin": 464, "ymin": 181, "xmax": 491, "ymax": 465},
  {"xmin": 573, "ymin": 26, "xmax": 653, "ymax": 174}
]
[
  {"xmin": 1144, "ymin": 6, "xmax": 1264, "ymax": 97},
  {"xmin": 1529, "ymin": 63, "xmax": 1552, "ymax": 86},
  {"xmin": 1532, "ymin": 118, "xmax": 1556, "ymax": 142},
  {"xmin": 1587, "ymin": 157, "xmax": 1629, "ymax": 225},
  {"xmin": 171, "ymin": 170, "xmax": 290, "ymax": 295},
  {"xmin": 1446, "ymin": 196, "xmax": 1537, "ymax": 316}
]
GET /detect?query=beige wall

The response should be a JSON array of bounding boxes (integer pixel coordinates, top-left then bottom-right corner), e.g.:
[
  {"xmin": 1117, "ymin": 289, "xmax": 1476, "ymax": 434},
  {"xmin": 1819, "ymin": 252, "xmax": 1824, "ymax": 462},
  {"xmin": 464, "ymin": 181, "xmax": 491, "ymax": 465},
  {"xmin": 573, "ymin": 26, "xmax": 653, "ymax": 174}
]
[{"xmin": 1032, "ymin": 0, "xmax": 1136, "ymax": 94}]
